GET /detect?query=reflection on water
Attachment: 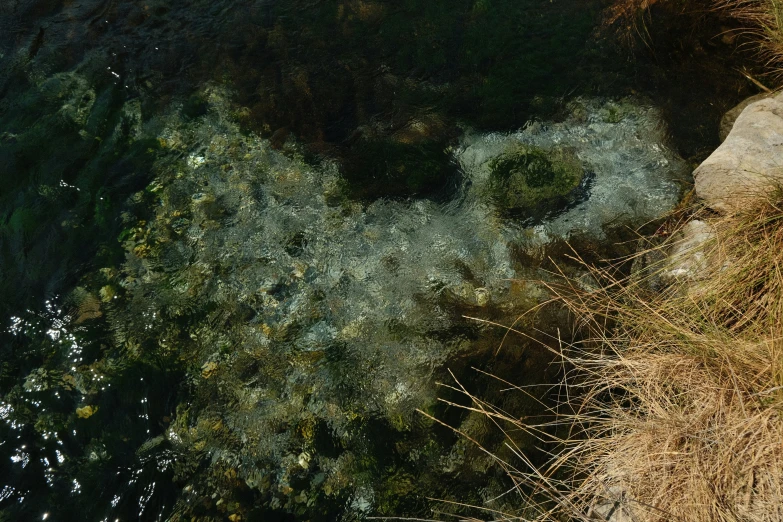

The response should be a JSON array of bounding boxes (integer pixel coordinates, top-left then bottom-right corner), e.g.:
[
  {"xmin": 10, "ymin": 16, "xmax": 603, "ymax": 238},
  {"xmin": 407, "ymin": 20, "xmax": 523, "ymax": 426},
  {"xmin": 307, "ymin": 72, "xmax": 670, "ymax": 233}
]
[{"xmin": 1, "ymin": 298, "xmax": 180, "ymax": 521}]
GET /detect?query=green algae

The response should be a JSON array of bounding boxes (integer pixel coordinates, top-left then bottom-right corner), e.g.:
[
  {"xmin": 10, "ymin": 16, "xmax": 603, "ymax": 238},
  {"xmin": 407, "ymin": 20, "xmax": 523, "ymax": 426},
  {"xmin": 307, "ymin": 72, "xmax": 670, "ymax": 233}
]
[
  {"xmin": 487, "ymin": 144, "xmax": 585, "ymax": 217},
  {"xmin": 0, "ymin": 68, "xmax": 161, "ymax": 319}
]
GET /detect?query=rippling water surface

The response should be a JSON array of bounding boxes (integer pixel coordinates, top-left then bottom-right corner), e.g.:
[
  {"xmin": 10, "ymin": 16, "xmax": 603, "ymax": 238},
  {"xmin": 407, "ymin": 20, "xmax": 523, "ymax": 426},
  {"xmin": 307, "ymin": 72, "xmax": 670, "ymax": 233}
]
[{"xmin": 0, "ymin": 1, "xmax": 753, "ymax": 520}]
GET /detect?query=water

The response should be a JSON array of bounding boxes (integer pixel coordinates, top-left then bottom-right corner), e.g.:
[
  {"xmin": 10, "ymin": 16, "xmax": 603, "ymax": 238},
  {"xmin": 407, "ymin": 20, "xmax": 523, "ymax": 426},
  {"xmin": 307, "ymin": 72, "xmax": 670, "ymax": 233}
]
[{"xmin": 0, "ymin": 0, "xmax": 754, "ymax": 520}]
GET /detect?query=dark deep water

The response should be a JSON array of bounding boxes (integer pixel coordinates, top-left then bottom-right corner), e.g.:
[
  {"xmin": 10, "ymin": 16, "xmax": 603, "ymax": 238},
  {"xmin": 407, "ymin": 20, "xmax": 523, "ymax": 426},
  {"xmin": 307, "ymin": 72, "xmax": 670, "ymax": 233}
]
[{"xmin": 0, "ymin": 1, "xmax": 764, "ymax": 520}]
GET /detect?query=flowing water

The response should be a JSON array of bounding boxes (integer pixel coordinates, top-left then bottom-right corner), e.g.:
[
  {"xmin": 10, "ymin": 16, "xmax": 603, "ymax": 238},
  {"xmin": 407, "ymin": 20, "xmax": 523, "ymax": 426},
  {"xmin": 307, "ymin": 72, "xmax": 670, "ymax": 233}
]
[{"xmin": 0, "ymin": 1, "xmax": 758, "ymax": 520}]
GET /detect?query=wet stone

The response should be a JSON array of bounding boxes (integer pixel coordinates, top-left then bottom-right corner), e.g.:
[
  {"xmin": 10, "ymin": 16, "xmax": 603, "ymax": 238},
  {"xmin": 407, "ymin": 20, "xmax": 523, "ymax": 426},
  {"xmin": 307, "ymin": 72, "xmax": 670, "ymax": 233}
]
[{"xmin": 486, "ymin": 144, "xmax": 586, "ymax": 222}]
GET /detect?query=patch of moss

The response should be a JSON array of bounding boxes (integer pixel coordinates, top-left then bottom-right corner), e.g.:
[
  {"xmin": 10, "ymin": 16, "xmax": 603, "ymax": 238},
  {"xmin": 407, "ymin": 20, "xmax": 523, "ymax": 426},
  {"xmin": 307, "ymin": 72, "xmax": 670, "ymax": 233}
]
[{"xmin": 487, "ymin": 144, "xmax": 584, "ymax": 218}]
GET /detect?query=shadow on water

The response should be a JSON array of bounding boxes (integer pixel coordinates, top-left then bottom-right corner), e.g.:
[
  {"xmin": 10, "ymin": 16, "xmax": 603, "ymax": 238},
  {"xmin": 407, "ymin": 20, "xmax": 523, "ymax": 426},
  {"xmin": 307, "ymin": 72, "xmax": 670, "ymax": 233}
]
[{"xmin": 0, "ymin": 0, "xmax": 770, "ymax": 520}]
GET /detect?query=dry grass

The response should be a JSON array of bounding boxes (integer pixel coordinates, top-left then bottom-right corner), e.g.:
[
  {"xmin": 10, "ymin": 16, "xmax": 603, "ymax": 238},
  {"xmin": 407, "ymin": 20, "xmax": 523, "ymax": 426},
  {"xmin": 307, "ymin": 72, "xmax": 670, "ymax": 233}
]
[
  {"xmin": 439, "ymin": 194, "xmax": 783, "ymax": 521},
  {"xmin": 547, "ymin": 194, "xmax": 783, "ymax": 521},
  {"xmin": 603, "ymin": 0, "xmax": 783, "ymax": 76},
  {"xmin": 716, "ymin": 0, "xmax": 783, "ymax": 76}
]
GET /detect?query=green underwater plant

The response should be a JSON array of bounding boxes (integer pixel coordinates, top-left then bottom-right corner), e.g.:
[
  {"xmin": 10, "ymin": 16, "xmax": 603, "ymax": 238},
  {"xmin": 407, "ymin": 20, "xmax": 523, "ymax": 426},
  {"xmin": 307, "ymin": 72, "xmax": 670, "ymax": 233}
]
[{"xmin": 487, "ymin": 144, "xmax": 585, "ymax": 218}]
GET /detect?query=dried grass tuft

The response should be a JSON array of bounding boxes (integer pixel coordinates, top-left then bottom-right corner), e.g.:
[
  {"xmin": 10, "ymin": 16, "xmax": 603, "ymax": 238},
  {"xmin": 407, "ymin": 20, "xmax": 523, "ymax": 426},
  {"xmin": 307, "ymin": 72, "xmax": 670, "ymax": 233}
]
[
  {"xmin": 602, "ymin": 0, "xmax": 783, "ymax": 78},
  {"xmin": 715, "ymin": 0, "xmax": 783, "ymax": 77},
  {"xmin": 442, "ymin": 193, "xmax": 783, "ymax": 521},
  {"xmin": 548, "ymin": 193, "xmax": 783, "ymax": 521}
]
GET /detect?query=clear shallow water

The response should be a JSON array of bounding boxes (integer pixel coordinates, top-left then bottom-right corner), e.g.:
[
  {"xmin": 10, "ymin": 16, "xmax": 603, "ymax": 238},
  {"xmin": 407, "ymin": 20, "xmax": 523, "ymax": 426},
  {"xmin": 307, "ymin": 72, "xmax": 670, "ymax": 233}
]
[
  {"xmin": 1, "ymin": 84, "xmax": 686, "ymax": 520},
  {"xmin": 0, "ymin": 0, "xmax": 747, "ymax": 520}
]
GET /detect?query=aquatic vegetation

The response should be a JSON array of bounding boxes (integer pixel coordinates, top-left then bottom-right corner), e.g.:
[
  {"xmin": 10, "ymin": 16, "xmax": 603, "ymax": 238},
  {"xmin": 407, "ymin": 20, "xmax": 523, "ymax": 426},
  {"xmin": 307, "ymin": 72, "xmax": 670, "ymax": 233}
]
[
  {"xmin": 486, "ymin": 144, "xmax": 585, "ymax": 220},
  {"xmin": 0, "ymin": 61, "xmax": 159, "ymax": 319}
]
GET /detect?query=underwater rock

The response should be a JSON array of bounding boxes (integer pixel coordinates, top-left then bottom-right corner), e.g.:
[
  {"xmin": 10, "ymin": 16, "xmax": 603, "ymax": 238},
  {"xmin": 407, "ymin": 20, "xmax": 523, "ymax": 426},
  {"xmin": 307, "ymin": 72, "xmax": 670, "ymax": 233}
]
[
  {"xmin": 99, "ymin": 285, "xmax": 115, "ymax": 302},
  {"xmin": 111, "ymin": 87, "xmax": 531, "ymax": 514},
  {"xmin": 69, "ymin": 288, "xmax": 102, "ymax": 324},
  {"xmin": 75, "ymin": 405, "xmax": 98, "ymax": 419},
  {"xmin": 201, "ymin": 361, "xmax": 219, "ymax": 379},
  {"xmin": 485, "ymin": 144, "xmax": 585, "ymax": 222},
  {"xmin": 23, "ymin": 368, "xmax": 52, "ymax": 392},
  {"xmin": 53, "ymin": 74, "xmax": 96, "ymax": 127}
]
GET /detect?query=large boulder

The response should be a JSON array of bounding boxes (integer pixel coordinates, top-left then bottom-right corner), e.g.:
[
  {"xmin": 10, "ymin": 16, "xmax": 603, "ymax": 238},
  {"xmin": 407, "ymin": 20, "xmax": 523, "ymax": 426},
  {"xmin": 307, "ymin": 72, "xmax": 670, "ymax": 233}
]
[
  {"xmin": 694, "ymin": 92, "xmax": 783, "ymax": 212},
  {"xmin": 718, "ymin": 92, "xmax": 773, "ymax": 142}
]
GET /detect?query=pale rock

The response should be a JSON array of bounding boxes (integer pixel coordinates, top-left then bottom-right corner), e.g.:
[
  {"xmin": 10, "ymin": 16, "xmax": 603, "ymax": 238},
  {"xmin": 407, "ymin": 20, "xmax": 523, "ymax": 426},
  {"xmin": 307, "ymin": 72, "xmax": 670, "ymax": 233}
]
[
  {"xmin": 474, "ymin": 287, "xmax": 490, "ymax": 307},
  {"xmin": 588, "ymin": 486, "xmax": 635, "ymax": 522},
  {"xmin": 719, "ymin": 92, "xmax": 773, "ymax": 142},
  {"xmin": 694, "ymin": 92, "xmax": 783, "ymax": 212},
  {"xmin": 661, "ymin": 219, "xmax": 715, "ymax": 284}
]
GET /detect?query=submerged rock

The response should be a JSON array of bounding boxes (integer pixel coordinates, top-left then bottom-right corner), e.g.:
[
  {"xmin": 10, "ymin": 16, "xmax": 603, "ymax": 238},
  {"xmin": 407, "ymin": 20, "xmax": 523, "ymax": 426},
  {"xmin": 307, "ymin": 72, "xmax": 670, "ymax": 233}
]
[
  {"xmin": 107, "ymin": 90, "xmax": 684, "ymax": 516},
  {"xmin": 457, "ymin": 97, "xmax": 688, "ymax": 240},
  {"xmin": 75, "ymin": 405, "xmax": 98, "ymax": 419},
  {"xmin": 486, "ymin": 144, "xmax": 585, "ymax": 222}
]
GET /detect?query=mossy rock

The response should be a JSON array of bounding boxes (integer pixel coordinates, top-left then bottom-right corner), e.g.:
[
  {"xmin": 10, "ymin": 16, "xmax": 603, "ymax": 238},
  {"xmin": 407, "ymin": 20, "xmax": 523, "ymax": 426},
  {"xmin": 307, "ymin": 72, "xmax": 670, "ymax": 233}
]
[
  {"xmin": 597, "ymin": 98, "xmax": 638, "ymax": 124},
  {"xmin": 487, "ymin": 144, "xmax": 586, "ymax": 222}
]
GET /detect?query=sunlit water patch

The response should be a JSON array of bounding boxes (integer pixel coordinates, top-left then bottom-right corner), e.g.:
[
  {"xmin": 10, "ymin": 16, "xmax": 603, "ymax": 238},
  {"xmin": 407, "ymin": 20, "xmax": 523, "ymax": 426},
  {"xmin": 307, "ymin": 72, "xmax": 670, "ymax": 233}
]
[{"xmin": 0, "ymin": 297, "xmax": 181, "ymax": 521}]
